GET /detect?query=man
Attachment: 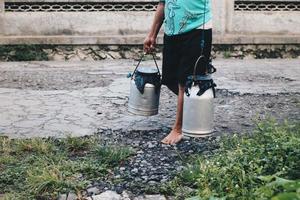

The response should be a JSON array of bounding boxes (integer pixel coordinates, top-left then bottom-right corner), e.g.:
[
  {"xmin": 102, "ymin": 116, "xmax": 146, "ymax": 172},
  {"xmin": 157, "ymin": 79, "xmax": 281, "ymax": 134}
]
[{"xmin": 144, "ymin": 0, "xmax": 213, "ymax": 144}]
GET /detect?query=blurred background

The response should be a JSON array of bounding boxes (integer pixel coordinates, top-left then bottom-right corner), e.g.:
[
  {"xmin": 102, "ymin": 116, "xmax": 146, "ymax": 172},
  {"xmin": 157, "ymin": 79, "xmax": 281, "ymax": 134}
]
[{"xmin": 0, "ymin": 0, "xmax": 299, "ymax": 61}]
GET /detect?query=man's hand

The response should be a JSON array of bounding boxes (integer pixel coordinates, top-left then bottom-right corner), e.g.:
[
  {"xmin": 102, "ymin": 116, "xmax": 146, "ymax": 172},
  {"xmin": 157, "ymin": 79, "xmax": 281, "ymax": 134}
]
[
  {"xmin": 143, "ymin": 36, "xmax": 156, "ymax": 53},
  {"xmin": 143, "ymin": 2, "xmax": 164, "ymax": 53}
]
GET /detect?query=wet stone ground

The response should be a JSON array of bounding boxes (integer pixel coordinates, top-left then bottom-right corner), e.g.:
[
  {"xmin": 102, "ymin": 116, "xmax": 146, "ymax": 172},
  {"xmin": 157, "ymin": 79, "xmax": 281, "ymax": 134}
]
[
  {"xmin": 0, "ymin": 59, "xmax": 299, "ymax": 199},
  {"xmin": 94, "ymin": 129, "xmax": 219, "ymax": 195},
  {"xmin": 89, "ymin": 91, "xmax": 300, "ymax": 198}
]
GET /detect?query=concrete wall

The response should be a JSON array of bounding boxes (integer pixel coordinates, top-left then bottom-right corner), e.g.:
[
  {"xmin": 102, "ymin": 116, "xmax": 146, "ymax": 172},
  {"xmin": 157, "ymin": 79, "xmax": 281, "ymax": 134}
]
[{"xmin": 0, "ymin": 0, "xmax": 300, "ymax": 45}]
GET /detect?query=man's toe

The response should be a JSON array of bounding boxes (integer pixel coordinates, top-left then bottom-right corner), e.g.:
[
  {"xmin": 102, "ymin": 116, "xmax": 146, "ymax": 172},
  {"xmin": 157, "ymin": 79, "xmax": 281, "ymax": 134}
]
[{"xmin": 161, "ymin": 137, "xmax": 169, "ymax": 144}]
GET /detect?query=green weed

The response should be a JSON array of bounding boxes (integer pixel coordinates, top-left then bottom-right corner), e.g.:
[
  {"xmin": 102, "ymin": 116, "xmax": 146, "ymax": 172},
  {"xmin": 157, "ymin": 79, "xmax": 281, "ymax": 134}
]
[
  {"xmin": 63, "ymin": 135, "xmax": 95, "ymax": 153},
  {"xmin": 223, "ymin": 51, "xmax": 231, "ymax": 59},
  {"xmin": 14, "ymin": 138, "xmax": 55, "ymax": 154},
  {"xmin": 94, "ymin": 146, "xmax": 134, "ymax": 165},
  {"xmin": 0, "ymin": 136, "xmax": 133, "ymax": 199},
  {"xmin": 0, "ymin": 45, "xmax": 49, "ymax": 61},
  {"xmin": 164, "ymin": 119, "xmax": 300, "ymax": 200},
  {"xmin": 26, "ymin": 164, "xmax": 82, "ymax": 199}
]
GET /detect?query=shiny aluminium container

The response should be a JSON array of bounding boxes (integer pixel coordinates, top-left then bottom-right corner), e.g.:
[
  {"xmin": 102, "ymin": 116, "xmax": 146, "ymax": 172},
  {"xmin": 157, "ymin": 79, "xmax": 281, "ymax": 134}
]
[
  {"xmin": 128, "ymin": 79, "xmax": 160, "ymax": 116},
  {"xmin": 182, "ymin": 86, "xmax": 214, "ymax": 137},
  {"xmin": 128, "ymin": 55, "xmax": 161, "ymax": 116}
]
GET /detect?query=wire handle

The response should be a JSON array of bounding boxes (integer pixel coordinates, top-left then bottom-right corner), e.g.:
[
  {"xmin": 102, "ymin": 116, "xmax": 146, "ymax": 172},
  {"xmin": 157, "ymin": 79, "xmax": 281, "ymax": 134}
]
[
  {"xmin": 192, "ymin": 0, "xmax": 207, "ymax": 81},
  {"xmin": 131, "ymin": 53, "xmax": 161, "ymax": 80},
  {"xmin": 192, "ymin": 55, "xmax": 205, "ymax": 81}
]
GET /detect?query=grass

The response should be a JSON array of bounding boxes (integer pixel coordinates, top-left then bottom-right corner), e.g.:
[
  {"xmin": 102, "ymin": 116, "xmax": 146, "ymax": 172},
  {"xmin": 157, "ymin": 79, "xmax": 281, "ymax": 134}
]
[
  {"xmin": 0, "ymin": 45, "xmax": 49, "ymax": 61},
  {"xmin": 160, "ymin": 119, "xmax": 300, "ymax": 200},
  {"xmin": 0, "ymin": 136, "xmax": 133, "ymax": 200},
  {"xmin": 1, "ymin": 119, "xmax": 299, "ymax": 199},
  {"xmin": 222, "ymin": 51, "xmax": 232, "ymax": 59}
]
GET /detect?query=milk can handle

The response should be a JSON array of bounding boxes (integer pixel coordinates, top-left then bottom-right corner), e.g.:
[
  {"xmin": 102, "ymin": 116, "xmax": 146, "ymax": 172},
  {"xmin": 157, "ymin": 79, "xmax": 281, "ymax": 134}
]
[
  {"xmin": 192, "ymin": 55, "xmax": 205, "ymax": 81},
  {"xmin": 192, "ymin": 0, "xmax": 207, "ymax": 82},
  {"xmin": 131, "ymin": 53, "xmax": 161, "ymax": 80}
]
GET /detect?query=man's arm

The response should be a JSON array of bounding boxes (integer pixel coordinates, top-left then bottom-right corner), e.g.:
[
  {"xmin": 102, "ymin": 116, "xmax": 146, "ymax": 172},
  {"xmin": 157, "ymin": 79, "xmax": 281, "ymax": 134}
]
[{"xmin": 143, "ymin": 2, "xmax": 165, "ymax": 53}]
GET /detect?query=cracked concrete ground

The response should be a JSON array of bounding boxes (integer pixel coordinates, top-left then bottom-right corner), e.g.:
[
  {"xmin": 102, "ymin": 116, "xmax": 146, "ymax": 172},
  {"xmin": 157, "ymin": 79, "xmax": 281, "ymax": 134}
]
[{"xmin": 0, "ymin": 59, "xmax": 299, "ymax": 138}]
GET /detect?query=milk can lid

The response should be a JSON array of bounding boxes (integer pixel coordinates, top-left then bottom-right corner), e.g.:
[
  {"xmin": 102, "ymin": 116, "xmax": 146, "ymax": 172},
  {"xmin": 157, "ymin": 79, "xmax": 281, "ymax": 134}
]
[
  {"xmin": 137, "ymin": 67, "xmax": 159, "ymax": 74},
  {"xmin": 187, "ymin": 74, "xmax": 213, "ymax": 81}
]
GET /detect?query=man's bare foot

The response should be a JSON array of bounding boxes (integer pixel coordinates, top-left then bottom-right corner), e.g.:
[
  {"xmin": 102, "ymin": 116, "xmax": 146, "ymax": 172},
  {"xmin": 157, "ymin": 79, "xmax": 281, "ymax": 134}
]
[{"xmin": 161, "ymin": 129, "xmax": 183, "ymax": 145}]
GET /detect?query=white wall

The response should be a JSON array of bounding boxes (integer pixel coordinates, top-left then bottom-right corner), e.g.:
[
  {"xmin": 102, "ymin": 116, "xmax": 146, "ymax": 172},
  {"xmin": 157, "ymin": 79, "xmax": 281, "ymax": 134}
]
[{"xmin": 0, "ymin": 0, "xmax": 299, "ymax": 44}]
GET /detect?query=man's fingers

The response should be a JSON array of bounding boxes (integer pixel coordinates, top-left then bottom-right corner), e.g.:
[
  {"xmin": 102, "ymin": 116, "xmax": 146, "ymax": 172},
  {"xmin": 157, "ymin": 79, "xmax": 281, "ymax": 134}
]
[
  {"xmin": 143, "ymin": 43, "xmax": 150, "ymax": 53},
  {"xmin": 143, "ymin": 39, "xmax": 156, "ymax": 53}
]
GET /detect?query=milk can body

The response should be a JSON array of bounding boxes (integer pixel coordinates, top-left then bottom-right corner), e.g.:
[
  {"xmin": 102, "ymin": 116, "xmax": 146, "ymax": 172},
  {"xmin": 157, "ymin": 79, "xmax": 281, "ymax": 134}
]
[
  {"xmin": 128, "ymin": 79, "xmax": 160, "ymax": 116},
  {"xmin": 183, "ymin": 86, "xmax": 214, "ymax": 137}
]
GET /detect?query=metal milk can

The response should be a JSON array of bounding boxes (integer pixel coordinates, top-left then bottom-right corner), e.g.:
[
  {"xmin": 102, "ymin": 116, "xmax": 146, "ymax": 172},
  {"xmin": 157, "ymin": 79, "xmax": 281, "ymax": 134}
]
[
  {"xmin": 128, "ymin": 54, "xmax": 161, "ymax": 116},
  {"xmin": 182, "ymin": 57, "xmax": 217, "ymax": 137}
]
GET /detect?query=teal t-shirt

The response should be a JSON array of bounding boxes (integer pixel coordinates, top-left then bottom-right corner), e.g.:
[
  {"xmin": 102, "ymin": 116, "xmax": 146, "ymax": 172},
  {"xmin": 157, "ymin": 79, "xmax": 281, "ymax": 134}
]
[{"xmin": 160, "ymin": 0, "xmax": 212, "ymax": 36}]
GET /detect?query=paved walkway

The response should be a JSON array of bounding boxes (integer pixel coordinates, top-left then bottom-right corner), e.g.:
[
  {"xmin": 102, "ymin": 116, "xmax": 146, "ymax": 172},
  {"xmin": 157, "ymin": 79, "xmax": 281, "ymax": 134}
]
[{"xmin": 0, "ymin": 59, "xmax": 299, "ymax": 138}]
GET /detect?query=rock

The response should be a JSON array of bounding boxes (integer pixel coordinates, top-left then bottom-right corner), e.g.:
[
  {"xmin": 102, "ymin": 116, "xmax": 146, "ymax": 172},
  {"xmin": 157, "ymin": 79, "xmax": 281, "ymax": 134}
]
[
  {"xmin": 67, "ymin": 54, "xmax": 81, "ymax": 61},
  {"xmin": 121, "ymin": 191, "xmax": 131, "ymax": 200},
  {"xmin": 115, "ymin": 185, "xmax": 124, "ymax": 194},
  {"xmin": 67, "ymin": 193, "xmax": 77, "ymax": 200},
  {"xmin": 134, "ymin": 195, "xmax": 167, "ymax": 200},
  {"xmin": 58, "ymin": 194, "xmax": 67, "ymax": 200},
  {"xmin": 120, "ymin": 167, "xmax": 126, "ymax": 171},
  {"xmin": 131, "ymin": 168, "xmax": 138, "ymax": 174},
  {"xmin": 87, "ymin": 186, "xmax": 101, "ymax": 195},
  {"xmin": 160, "ymin": 177, "xmax": 168, "ymax": 183},
  {"xmin": 42, "ymin": 49, "xmax": 53, "ymax": 54},
  {"xmin": 122, "ymin": 51, "xmax": 137, "ymax": 59},
  {"xmin": 90, "ymin": 191, "xmax": 122, "ymax": 200},
  {"xmin": 107, "ymin": 45, "xmax": 119, "ymax": 51},
  {"xmin": 266, "ymin": 102, "xmax": 275, "ymax": 108},
  {"xmin": 98, "ymin": 52, "xmax": 108, "ymax": 59},
  {"xmin": 145, "ymin": 195, "xmax": 167, "ymax": 200},
  {"xmin": 148, "ymin": 181, "xmax": 157, "ymax": 186},
  {"xmin": 75, "ymin": 49, "xmax": 88, "ymax": 60},
  {"xmin": 243, "ymin": 54, "xmax": 255, "ymax": 59},
  {"xmin": 107, "ymin": 51, "xmax": 122, "ymax": 59},
  {"xmin": 146, "ymin": 141, "xmax": 156, "ymax": 148},
  {"xmin": 50, "ymin": 53, "xmax": 66, "ymax": 61}
]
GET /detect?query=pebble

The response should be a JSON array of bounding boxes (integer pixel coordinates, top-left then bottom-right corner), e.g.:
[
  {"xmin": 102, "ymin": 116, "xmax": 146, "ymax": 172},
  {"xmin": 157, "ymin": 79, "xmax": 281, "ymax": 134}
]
[
  {"xmin": 134, "ymin": 195, "xmax": 167, "ymax": 200},
  {"xmin": 148, "ymin": 181, "xmax": 157, "ymax": 186},
  {"xmin": 90, "ymin": 190, "xmax": 122, "ymax": 200},
  {"xmin": 58, "ymin": 194, "xmax": 67, "ymax": 200},
  {"xmin": 66, "ymin": 193, "xmax": 78, "ymax": 200},
  {"xmin": 87, "ymin": 186, "xmax": 101, "ymax": 195},
  {"xmin": 137, "ymin": 150, "xmax": 143, "ymax": 154},
  {"xmin": 131, "ymin": 168, "xmax": 138, "ymax": 174},
  {"xmin": 120, "ymin": 167, "xmax": 126, "ymax": 171},
  {"xmin": 121, "ymin": 192, "xmax": 131, "ymax": 200},
  {"xmin": 146, "ymin": 141, "xmax": 156, "ymax": 148}
]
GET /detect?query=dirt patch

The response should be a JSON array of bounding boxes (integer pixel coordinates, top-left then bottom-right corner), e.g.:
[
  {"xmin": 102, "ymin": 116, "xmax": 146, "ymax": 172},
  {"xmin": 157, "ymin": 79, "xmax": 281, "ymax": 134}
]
[{"xmin": 0, "ymin": 70, "xmax": 113, "ymax": 90}]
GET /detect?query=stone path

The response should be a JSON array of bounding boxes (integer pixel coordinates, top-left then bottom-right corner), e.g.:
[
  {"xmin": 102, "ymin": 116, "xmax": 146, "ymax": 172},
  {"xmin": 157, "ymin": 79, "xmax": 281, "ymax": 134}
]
[{"xmin": 0, "ymin": 59, "xmax": 299, "ymax": 138}]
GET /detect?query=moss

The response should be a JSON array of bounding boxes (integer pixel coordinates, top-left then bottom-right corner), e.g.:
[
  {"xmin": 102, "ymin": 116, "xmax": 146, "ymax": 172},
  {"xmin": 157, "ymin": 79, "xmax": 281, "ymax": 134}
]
[{"xmin": 0, "ymin": 45, "xmax": 49, "ymax": 61}]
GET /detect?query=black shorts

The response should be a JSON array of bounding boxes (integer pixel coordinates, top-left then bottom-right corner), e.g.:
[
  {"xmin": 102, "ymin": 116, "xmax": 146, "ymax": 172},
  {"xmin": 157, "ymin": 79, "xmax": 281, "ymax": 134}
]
[{"xmin": 162, "ymin": 29, "xmax": 212, "ymax": 86}]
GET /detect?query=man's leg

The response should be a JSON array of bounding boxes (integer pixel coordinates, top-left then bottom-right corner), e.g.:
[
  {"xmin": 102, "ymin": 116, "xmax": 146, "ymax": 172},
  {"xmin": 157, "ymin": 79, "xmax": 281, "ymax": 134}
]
[{"xmin": 162, "ymin": 84, "xmax": 184, "ymax": 144}]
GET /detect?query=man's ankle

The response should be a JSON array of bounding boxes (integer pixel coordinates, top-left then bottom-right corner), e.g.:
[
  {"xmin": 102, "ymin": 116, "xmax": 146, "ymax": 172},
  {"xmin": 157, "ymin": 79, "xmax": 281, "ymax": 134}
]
[{"xmin": 172, "ymin": 126, "xmax": 182, "ymax": 133}]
